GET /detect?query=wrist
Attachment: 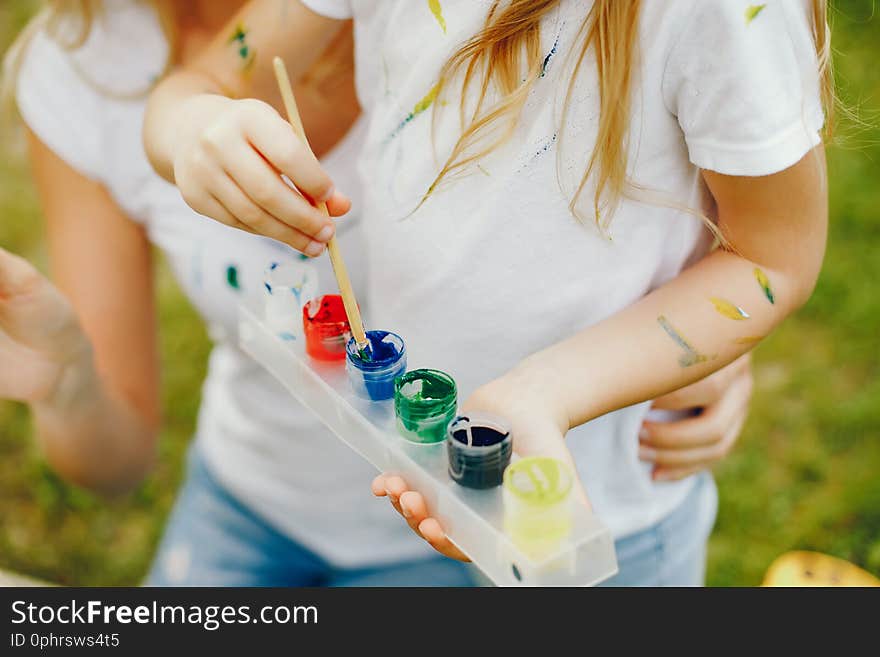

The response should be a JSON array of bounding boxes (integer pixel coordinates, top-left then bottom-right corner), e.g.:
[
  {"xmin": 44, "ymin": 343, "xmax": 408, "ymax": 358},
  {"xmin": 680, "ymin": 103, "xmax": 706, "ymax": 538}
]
[{"xmin": 502, "ymin": 355, "xmax": 572, "ymax": 435}]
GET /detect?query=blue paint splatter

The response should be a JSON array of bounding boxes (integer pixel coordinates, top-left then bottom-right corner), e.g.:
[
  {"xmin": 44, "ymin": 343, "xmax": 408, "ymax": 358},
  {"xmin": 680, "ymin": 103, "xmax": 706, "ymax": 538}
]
[
  {"xmin": 541, "ymin": 36, "xmax": 559, "ymax": 77},
  {"xmin": 517, "ymin": 133, "xmax": 557, "ymax": 172}
]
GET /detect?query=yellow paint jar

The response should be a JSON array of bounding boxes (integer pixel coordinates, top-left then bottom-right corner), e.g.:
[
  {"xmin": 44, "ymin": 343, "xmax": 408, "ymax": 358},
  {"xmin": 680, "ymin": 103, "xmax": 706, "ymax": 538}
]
[{"xmin": 503, "ymin": 457, "xmax": 574, "ymax": 558}]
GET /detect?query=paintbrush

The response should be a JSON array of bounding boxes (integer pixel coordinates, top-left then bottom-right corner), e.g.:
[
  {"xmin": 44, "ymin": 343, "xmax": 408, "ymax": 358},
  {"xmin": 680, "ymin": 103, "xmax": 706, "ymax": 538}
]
[{"xmin": 272, "ymin": 56, "xmax": 370, "ymax": 357}]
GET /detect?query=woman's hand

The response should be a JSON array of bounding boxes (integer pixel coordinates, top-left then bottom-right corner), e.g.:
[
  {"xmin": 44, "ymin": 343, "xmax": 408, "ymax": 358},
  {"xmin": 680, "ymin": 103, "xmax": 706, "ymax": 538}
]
[
  {"xmin": 0, "ymin": 247, "xmax": 90, "ymax": 405},
  {"xmin": 170, "ymin": 94, "xmax": 351, "ymax": 256},
  {"xmin": 372, "ymin": 362, "xmax": 588, "ymax": 562},
  {"xmin": 639, "ymin": 353, "xmax": 753, "ymax": 481}
]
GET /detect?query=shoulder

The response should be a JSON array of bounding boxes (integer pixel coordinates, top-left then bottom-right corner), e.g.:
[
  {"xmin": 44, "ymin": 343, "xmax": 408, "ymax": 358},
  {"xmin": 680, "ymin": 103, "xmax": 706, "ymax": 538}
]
[{"xmin": 15, "ymin": 1, "xmax": 169, "ymax": 181}]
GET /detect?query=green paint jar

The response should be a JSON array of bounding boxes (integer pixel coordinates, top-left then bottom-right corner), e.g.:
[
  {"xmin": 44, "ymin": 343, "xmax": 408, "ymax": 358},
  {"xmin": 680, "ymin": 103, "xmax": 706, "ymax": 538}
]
[
  {"xmin": 503, "ymin": 457, "xmax": 574, "ymax": 558},
  {"xmin": 394, "ymin": 369, "xmax": 458, "ymax": 444}
]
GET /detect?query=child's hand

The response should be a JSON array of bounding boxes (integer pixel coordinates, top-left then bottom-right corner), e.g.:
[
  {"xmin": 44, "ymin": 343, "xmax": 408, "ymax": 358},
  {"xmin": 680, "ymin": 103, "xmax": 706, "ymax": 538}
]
[
  {"xmin": 171, "ymin": 95, "xmax": 351, "ymax": 256},
  {"xmin": 640, "ymin": 353, "xmax": 753, "ymax": 481},
  {"xmin": 372, "ymin": 364, "xmax": 589, "ymax": 562}
]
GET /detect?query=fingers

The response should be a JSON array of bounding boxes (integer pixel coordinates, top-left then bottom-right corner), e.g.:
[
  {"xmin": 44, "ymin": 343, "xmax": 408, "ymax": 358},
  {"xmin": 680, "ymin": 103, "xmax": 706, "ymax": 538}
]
[
  {"xmin": 652, "ymin": 418, "xmax": 744, "ymax": 481},
  {"xmin": 370, "ymin": 474, "xmax": 470, "ymax": 562},
  {"xmin": 0, "ymin": 247, "xmax": 41, "ymax": 300},
  {"xmin": 651, "ymin": 353, "xmax": 752, "ymax": 411},
  {"xmin": 325, "ymin": 191, "xmax": 352, "ymax": 217},
  {"xmin": 640, "ymin": 409, "xmax": 727, "ymax": 450},
  {"xmin": 652, "ymin": 464, "xmax": 705, "ymax": 482},
  {"xmin": 211, "ymin": 170, "xmax": 327, "ymax": 256},
  {"xmin": 416, "ymin": 518, "xmax": 470, "ymax": 561},
  {"xmin": 215, "ymin": 140, "xmax": 335, "ymax": 241},
  {"xmin": 642, "ymin": 396, "xmax": 748, "ymax": 476},
  {"xmin": 642, "ymin": 366, "xmax": 753, "ymax": 449},
  {"xmin": 640, "ymin": 441, "xmax": 724, "ymax": 468},
  {"xmin": 241, "ymin": 100, "xmax": 339, "ymax": 206}
]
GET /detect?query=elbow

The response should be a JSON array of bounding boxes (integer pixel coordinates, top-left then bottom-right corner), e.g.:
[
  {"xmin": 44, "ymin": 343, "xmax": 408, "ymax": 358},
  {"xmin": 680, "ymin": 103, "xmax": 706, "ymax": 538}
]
[
  {"xmin": 42, "ymin": 427, "xmax": 159, "ymax": 499},
  {"xmin": 781, "ymin": 252, "xmax": 825, "ymax": 313}
]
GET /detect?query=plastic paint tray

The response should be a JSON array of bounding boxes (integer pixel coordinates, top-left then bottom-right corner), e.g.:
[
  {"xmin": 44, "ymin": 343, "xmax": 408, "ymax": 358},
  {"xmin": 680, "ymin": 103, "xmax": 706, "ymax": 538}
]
[{"xmin": 239, "ymin": 303, "xmax": 618, "ymax": 586}]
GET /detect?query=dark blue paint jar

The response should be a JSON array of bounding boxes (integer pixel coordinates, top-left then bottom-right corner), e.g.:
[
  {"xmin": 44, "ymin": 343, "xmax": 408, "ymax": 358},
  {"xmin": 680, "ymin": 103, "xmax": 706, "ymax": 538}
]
[{"xmin": 446, "ymin": 413, "xmax": 513, "ymax": 489}]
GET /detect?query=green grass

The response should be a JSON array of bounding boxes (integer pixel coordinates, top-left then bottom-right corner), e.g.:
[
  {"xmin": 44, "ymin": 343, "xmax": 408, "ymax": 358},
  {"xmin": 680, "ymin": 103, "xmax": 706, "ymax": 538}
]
[{"xmin": 0, "ymin": 2, "xmax": 878, "ymax": 586}]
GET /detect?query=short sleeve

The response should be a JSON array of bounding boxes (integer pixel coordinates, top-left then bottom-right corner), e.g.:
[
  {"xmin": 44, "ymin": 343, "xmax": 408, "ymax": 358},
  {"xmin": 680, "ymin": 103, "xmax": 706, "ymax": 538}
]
[
  {"xmin": 662, "ymin": 0, "xmax": 824, "ymax": 176},
  {"xmin": 300, "ymin": 0, "xmax": 353, "ymax": 20},
  {"xmin": 16, "ymin": 30, "xmax": 106, "ymax": 183}
]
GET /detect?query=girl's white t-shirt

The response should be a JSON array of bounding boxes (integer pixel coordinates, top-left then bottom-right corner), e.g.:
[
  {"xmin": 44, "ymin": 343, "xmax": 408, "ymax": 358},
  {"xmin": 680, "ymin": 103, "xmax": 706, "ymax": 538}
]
[
  {"xmin": 16, "ymin": 1, "xmax": 433, "ymax": 568},
  {"xmin": 301, "ymin": 0, "xmax": 823, "ymax": 531}
]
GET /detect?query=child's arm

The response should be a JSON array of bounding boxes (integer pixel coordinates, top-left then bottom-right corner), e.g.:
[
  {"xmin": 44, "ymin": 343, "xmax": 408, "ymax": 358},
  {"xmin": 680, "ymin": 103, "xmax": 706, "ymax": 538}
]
[
  {"xmin": 529, "ymin": 148, "xmax": 827, "ymax": 429},
  {"xmin": 143, "ymin": 0, "xmax": 349, "ymax": 256},
  {"xmin": 374, "ymin": 146, "xmax": 827, "ymax": 561}
]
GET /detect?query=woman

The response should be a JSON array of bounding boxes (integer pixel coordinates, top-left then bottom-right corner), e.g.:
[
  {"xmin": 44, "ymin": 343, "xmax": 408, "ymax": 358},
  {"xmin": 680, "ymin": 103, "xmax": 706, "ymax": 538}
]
[{"xmin": 1, "ymin": 0, "xmax": 754, "ymax": 586}]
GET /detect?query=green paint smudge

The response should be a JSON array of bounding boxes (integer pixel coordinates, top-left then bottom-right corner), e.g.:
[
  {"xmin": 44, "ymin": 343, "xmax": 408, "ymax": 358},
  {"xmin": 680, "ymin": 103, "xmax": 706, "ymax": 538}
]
[
  {"xmin": 427, "ymin": 0, "xmax": 447, "ymax": 33},
  {"xmin": 228, "ymin": 23, "xmax": 256, "ymax": 72},
  {"xmin": 226, "ymin": 265, "xmax": 240, "ymax": 290},
  {"xmin": 734, "ymin": 336, "xmax": 763, "ymax": 345},
  {"xmin": 754, "ymin": 267, "xmax": 775, "ymax": 304},
  {"xmin": 710, "ymin": 297, "xmax": 750, "ymax": 320},
  {"xmin": 745, "ymin": 4, "xmax": 767, "ymax": 25},
  {"xmin": 657, "ymin": 315, "xmax": 711, "ymax": 367}
]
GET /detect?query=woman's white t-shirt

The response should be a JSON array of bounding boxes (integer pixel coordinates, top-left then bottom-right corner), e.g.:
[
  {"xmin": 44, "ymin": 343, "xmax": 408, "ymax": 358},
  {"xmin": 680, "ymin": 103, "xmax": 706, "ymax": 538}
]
[
  {"xmin": 16, "ymin": 1, "xmax": 433, "ymax": 568},
  {"xmin": 301, "ymin": 0, "xmax": 823, "ymax": 532}
]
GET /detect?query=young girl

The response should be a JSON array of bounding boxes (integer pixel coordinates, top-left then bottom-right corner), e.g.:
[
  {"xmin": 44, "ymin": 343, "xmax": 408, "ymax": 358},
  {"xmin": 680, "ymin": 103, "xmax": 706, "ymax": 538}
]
[
  {"xmin": 144, "ymin": 0, "xmax": 827, "ymax": 585},
  {"xmin": 3, "ymin": 0, "xmax": 754, "ymax": 587}
]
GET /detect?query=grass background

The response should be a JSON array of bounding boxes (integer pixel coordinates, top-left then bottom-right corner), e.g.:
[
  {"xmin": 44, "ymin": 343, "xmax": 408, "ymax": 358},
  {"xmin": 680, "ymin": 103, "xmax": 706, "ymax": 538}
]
[{"xmin": 0, "ymin": 1, "xmax": 878, "ymax": 586}]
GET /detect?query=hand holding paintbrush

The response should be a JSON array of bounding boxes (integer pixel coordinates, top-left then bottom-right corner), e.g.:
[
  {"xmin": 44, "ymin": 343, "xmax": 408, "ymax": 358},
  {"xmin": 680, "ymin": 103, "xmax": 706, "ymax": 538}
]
[{"xmin": 272, "ymin": 56, "xmax": 370, "ymax": 356}]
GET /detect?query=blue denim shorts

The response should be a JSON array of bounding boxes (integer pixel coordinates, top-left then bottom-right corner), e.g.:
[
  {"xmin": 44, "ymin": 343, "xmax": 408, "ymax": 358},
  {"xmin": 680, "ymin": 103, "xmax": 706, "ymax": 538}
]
[
  {"xmin": 599, "ymin": 471, "xmax": 718, "ymax": 587},
  {"xmin": 146, "ymin": 445, "xmax": 474, "ymax": 587},
  {"xmin": 147, "ymin": 445, "xmax": 716, "ymax": 587}
]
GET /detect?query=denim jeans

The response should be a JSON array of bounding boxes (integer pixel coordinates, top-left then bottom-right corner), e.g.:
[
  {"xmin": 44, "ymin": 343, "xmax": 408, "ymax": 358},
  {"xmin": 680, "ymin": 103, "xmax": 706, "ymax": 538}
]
[
  {"xmin": 599, "ymin": 471, "xmax": 718, "ymax": 587},
  {"xmin": 146, "ymin": 445, "xmax": 474, "ymax": 587},
  {"xmin": 147, "ymin": 445, "xmax": 716, "ymax": 587}
]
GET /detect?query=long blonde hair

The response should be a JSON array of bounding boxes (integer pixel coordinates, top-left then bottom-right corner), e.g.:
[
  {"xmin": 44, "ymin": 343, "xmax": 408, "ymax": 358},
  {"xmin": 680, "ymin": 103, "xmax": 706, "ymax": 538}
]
[{"xmin": 425, "ymin": 0, "xmax": 834, "ymax": 229}]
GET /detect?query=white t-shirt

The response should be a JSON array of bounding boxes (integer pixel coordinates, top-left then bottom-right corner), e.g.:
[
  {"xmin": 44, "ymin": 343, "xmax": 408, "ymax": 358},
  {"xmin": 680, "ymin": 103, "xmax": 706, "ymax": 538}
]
[
  {"xmin": 16, "ymin": 1, "xmax": 433, "ymax": 567},
  {"xmin": 302, "ymin": 0, "xmax": 823, "ymax": 536}
]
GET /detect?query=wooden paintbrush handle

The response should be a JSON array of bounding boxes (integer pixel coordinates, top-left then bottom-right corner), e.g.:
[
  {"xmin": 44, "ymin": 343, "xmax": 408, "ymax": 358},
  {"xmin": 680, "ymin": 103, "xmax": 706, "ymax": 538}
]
[{"xmin": 272, "ymin": 57, "xmax": 368, "ymax": 347}]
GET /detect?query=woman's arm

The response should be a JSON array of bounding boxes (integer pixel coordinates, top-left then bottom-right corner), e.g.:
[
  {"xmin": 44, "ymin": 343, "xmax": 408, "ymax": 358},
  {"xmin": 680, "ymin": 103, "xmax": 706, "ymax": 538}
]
[
  {"xmin": 144, "ymin": 0, "xmax": 349, "ymax": 256},
  {"xmin": 15, "ymin": 129, "xmax": 160, "ymax": 495}
]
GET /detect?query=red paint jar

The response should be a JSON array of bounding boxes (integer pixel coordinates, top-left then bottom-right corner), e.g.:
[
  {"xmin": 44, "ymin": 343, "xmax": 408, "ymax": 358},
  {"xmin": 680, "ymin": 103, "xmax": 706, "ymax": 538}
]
[{"xmin": 303, "ymin": 294, "xmax": 351, "ymax": 361}]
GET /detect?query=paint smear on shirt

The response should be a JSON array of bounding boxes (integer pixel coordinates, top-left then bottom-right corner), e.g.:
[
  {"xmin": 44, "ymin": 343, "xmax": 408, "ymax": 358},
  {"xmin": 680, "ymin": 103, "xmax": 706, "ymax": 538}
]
[
  {"xmin": 229, "ymin": 23, "xmax": 256, "ymax": 73},
  {"xmin": 754, "ymin": 267, "xmax": 775, "ymax": 304},
  {"xmin": 541, "ymin": 35, "xmax": 560, "ymax": 77},
  {"xmin": 657, "ymin": 315, "xmax": 710, "ymax": 367},
  {"xmin": 745, "ymin": 4, "xmax": 767, "ymax": 25},
  {"xmin": 387, "ymin": 82, "xmax": 441, "ymax": 142},
  {"xmin": 428, "ymin": 0, "xmax": 447, "ymax": 33},
  {"xmin": 226, "ymin": 265, "xmax": 240, "ymax": 290},
  {"xmin": 710, "ymin": 297, "xmax": 750, "ymax": 320}
]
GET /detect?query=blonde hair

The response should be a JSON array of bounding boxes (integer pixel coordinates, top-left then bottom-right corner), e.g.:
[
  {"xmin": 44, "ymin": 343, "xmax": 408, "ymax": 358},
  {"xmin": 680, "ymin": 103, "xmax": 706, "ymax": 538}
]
[{"xmin": 425, "ymin": 0, "xmax": 834, "ymax": 230}]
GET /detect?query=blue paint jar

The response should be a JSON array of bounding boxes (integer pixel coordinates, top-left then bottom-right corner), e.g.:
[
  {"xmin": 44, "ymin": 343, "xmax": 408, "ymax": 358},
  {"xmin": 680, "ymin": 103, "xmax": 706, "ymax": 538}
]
[
  {"xmin": 447, "ymin": 413, "xmax": 513, "ymax": 489},
  {"xmin": 345, "ymin": 330, "xmax": 407, "ymax": 401}
]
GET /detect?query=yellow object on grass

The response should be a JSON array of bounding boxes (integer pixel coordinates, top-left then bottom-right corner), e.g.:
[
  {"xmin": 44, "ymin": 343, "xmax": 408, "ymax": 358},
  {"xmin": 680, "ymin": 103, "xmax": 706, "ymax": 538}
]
[{"xmin": 762, "ymin": 551, "xmax": 880, "ymax": 587}]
